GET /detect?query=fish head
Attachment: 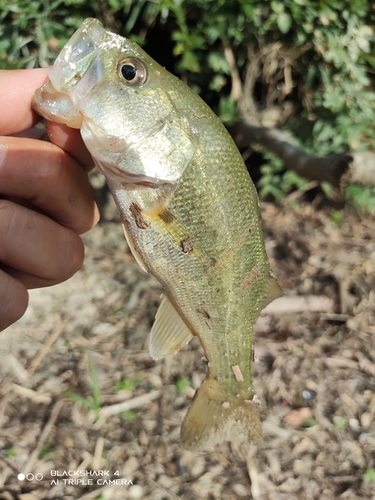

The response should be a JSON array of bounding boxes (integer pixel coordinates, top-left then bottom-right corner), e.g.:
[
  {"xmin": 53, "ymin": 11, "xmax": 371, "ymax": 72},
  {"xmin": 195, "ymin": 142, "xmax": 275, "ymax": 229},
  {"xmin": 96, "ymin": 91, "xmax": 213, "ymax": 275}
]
[{"xmin": 33, "ymin": 18, "xmax": 196, "ymax": 185}]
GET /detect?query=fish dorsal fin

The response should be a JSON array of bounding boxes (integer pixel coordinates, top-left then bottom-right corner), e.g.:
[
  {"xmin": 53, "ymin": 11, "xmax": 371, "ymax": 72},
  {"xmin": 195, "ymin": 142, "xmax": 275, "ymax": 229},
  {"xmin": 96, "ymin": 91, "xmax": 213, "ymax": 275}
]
[
  {"xmin": 261, "ymin": 273, "xmax": 283, "ymax": 310},
  {"xmin": 150, "ymin": 295, "xmax": 194, "ymax": 360}
]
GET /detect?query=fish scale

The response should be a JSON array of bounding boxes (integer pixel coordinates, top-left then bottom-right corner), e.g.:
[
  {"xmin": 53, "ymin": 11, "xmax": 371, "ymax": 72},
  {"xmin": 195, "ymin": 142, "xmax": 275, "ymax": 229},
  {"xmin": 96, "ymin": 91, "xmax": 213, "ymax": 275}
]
[{"xmin": 33, "ymin": 18, "xmax": 281, "ymax": 451}]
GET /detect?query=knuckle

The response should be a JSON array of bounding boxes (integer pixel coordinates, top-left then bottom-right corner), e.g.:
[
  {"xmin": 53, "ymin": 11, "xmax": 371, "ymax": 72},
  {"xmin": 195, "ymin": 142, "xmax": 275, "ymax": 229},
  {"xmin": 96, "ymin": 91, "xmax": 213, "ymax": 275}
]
[
  {"xmin": 0, "ymin": 200, "xmax": 16, "ymax": 242},
  {"xmin": 38, "ymin": 143, "xmax": 65, "ymax": 182},
  {"xmin": 0, "ymin": 273, "xmax": 28, "ymax": 331},
  {"xmin": 70, "ymin": 237, "xmax": 85, "ymax": 275},
  {"xmin": 54, "ymin": 231, "xmax": 85, "ymax": 283}
]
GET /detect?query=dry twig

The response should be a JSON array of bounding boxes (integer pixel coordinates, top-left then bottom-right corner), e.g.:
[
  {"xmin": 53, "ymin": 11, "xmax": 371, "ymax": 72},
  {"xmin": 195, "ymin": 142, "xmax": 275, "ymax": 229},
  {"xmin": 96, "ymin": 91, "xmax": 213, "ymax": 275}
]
[
  {"xmin": 261, "ymin": 295, "xmax": 334, "ymax": 315},
  {"xmin": 100, "ymin": 390, "xmax": 161, "ymax": 418},
  {"xmin": 27, "ymin": 318, "xmax": 69, "ymax": 376},
  {"xmin": 223, "ymin": 42, "xmax": 374, "ymax": 187},
  {"xmin": 22, "ymin": 400, "xmax": 64, "ymax": 473}
]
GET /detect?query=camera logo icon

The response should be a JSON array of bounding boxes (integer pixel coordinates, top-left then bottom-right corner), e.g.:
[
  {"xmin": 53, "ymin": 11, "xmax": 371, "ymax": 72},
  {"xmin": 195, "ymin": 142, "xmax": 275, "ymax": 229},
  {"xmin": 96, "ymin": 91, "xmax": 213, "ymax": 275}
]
[{"xmin": 18, "ymin": 473, "xmax": 43, "ymax": 481}]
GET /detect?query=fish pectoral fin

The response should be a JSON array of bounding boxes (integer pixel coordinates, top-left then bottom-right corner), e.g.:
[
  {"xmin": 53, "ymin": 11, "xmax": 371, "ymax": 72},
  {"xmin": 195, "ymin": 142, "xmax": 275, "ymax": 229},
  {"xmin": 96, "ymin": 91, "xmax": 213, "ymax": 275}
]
[
  {"xmin": 261, "ymin": 273, "xmax": 283, "ymax": 310},
  {"xmin": 122, "ymin": 223, "xmax": 148, "ymax": 273},
  {"xmin": 150, "ymin": 295, "xmax": 194, "ymax": 360}
]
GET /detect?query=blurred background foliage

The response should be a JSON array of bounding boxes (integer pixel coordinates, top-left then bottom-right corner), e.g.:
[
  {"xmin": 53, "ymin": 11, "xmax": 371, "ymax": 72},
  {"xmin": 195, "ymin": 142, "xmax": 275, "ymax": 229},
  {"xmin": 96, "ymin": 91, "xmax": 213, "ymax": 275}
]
[{"xmin": 1, "ymin": 0, "xmax": 375, "ymax": 208}]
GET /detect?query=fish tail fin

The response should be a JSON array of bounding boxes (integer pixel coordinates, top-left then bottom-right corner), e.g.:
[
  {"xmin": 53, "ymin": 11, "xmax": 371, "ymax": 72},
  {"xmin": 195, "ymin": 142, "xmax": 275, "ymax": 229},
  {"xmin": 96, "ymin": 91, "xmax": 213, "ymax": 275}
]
[{"xmin": 181, "ymin": 377, "xmax": 261, "ymax": 451}]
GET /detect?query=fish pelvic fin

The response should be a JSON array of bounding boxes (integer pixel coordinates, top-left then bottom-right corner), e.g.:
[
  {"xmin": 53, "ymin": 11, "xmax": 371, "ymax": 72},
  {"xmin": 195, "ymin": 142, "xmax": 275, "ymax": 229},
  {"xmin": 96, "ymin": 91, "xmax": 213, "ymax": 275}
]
[{"xmin": 181, "ymin": 377, "xmax": 262, "ymax": 451}]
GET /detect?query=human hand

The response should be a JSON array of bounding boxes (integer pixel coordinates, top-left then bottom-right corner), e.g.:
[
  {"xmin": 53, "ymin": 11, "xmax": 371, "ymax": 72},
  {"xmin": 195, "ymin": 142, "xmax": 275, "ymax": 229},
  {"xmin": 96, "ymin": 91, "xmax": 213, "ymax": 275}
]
[{"xmin": 0, "ymin": 69, "xmax": 99, "ymax": 331}]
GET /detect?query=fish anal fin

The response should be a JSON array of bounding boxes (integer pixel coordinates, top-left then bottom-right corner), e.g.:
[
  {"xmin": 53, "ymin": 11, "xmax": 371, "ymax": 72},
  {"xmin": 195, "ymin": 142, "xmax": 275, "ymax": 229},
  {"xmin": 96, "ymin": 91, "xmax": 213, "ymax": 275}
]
[
  {"xmin": 181, "ymin": 377, "xmax": 262, "ymax": 451},
  {"xmin": 150, "ymin": 295, "xmax": 194, "ymax": 360},
  {"xmin": 261, "ymin": 273, "xmax": 282, "ymax": 310}
]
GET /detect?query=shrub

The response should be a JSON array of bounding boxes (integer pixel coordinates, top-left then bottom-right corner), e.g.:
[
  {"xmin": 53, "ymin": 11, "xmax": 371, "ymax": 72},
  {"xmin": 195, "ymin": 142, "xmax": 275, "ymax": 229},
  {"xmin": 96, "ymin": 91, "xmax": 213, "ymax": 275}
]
[{"xmin": 2, "ymin": 0, "xmax": 374, "ymax": 202}]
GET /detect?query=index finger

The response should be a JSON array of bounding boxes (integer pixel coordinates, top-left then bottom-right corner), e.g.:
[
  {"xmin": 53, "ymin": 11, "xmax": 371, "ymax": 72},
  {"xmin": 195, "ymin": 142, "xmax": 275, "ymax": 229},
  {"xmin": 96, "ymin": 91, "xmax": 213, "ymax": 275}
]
[
  {"xmin": 0, "ymin": 69, "xmax": 95, "ymax": 172},
  {"xmin": 46, "ymin": 121, "xmax": 95, "ymax": 173},
  {"xmin": 0, "ymin": 68, "xmax": 50, "ymax": 135},
  {"xmin": 0, "ymin": 136, "xmax": 99, "ymax": 234}
]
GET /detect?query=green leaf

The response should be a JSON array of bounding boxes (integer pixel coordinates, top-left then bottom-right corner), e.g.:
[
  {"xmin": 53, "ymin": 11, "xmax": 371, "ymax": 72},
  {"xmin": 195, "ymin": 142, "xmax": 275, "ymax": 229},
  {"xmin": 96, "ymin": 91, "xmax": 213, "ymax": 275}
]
[
  {"xmin": 207, "ymin": 51, "xmax": 230, "ymax": 73},
  {"xmin": 334, "ymin": 415, "xmax": 348, "ymax": 430},
  {"xmin": 330, "ymin": 210, "xmax": 343, "ymax": 228},
  {"xmin": 345, "ymin": 185, "xmax": 375, "ymax": 213},
  {"xmin": 218, "ymin": 96, "xmax": 239, "ymax": 126},
  {"xmin": 364, "ymin": 467, "xmax": 375, "ymax": 483},
  {"xmin": 209, "ymin": 74, "xmax": 227, "ymax": 91},
  {"xmin": 175, "ymin": 376, "xmax": 190, "ymax": 396},
  {"xmin": 241, "ymin": 4, "xmax": 254, "ymax": 20},
  {"xmin": 277, "ymin": 12, "xmax": 292, "ymax": 33},
  {"xmin": 271, "ymin": 1, "xmax": 284, "ymax": 15},
  {"xmin": 121, "ymin": 410, "xmax": 137, "ymax": 422},
  {"xmin": 180, "ymin": 50, "xmax": 201, "ymax": 72}
]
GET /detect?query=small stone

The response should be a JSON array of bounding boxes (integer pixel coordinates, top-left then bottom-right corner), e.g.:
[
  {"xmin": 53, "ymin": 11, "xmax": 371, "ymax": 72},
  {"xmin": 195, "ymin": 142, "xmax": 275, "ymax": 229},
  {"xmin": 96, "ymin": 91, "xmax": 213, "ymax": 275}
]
[
  {"xmin": 348, "ymin": 418, "xmax": 362, "ymax": 433},
  {"xmin": 306, "ymin": 479, "xmax": 320, "ymax": 497},
  {"xmin": 191, "ymin": 372, "xmax": 203, "ymax": 389},
  {"xmin": 191, "ymin": 459, "xmax": 205, "ymax": 478},
  {"xmin": 293, "ymin": 458, "xmax": 313, "ymax": 475},
  {"xmin": 302, "ymin": 389, "xmax": 316, "ymax": 401},
  {"xmin": 360, "ymin": 411, "xmax": 372, "ymax": 430},
  {"xmin": 128, "ymin": 485, "xmax": 143, "ymax": 499},
  {"xmin": 232, "ymin": 483, "xmax": 250, "ymax": 497},
  {"xmin": 0, "ymin": 492, "xmax": 12, "ymax": 500},
  {"xmin": 210, "ymin": 464, "xmax": 224, "ymax": 476},
  {"xmin": 279, "ymin": 477, "xmax": 300, "ymax": 493},
  {"xmin": 292, "ymin": 437, "xmax": 317, "ymax": 456},
  {"xmin": 157, "ymin": 474, "xmax": 175, "ymax": 489},
  {"xmin": 122, "ymin": 456, "xmax": 139, "ymax": 476}
]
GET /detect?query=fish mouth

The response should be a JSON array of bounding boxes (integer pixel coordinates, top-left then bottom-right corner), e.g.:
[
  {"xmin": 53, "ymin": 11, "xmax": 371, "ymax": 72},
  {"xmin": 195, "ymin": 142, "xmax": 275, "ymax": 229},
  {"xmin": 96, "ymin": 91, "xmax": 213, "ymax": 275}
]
[
  {"xmin": 33, "ymin": 19, "xmax": 107, "ymax": 128},
  {"xmin": 33, "ymin": 80, "xmax": 84, "ymax": 129},
  {"xmin": 33, "ymin": 56, "xmax": 105, "ymax": 129}
]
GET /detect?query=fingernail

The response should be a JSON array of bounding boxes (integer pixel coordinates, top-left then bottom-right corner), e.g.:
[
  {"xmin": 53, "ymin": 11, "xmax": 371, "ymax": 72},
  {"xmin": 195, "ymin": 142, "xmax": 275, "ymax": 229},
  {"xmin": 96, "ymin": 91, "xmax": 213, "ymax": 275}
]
[
  {"xmin": 0, "ymin": 143, "xmax": 7, "ymax": 167},
  {"xmin": 93, "ymin": 203, "xmax": 101, "ymax": 225}
]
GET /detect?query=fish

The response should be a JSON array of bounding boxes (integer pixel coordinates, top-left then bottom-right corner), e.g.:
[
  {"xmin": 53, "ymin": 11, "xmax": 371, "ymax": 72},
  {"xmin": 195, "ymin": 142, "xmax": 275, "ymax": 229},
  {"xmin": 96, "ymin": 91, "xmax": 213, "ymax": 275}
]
[{"xmin": 33, "ymin": 18, "xmax": 282, "ymax": 451}]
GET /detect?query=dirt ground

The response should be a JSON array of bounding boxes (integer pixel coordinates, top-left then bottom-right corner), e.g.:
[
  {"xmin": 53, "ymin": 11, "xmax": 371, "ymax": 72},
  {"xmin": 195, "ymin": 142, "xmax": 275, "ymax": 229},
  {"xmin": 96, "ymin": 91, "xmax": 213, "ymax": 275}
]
[{"xmin": 0, "ymin": 185, "xmax": 374, "ymax": 500}]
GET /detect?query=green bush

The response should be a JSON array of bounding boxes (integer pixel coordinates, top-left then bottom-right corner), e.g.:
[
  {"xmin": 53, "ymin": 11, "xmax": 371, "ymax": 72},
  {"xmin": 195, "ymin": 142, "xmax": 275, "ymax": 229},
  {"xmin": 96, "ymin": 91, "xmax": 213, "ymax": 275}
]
[{"xmin": 1, "ymin": 0, "xmax": 374, "ymax": 202}]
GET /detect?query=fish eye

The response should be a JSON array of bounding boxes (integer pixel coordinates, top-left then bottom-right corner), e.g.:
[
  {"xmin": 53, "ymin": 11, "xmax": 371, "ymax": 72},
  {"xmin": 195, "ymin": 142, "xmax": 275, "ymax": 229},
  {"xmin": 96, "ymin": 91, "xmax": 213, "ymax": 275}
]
[{"xmin": 117, "ymin": 58, "xmax": 147, "ymax": 86}]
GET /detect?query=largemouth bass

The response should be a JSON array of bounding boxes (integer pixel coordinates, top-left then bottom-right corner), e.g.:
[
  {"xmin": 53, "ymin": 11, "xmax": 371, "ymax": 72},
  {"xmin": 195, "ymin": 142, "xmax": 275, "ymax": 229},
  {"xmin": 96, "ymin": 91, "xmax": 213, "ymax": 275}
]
[{"xmin": 33, "ymin": 18, "xmax": 281, "ymax": 451}]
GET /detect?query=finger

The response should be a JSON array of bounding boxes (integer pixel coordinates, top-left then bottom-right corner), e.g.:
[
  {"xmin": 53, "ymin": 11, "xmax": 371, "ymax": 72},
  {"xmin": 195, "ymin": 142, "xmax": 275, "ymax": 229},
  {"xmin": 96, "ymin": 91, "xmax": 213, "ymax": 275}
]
[
  {"xmin": 1, "ymin": 264, "xmax": 76, "ymax": 290},
  {"xmin": 0, "ymin": 199, "xmax": 85, "ymax": 286},
  {"xmin": 0, "ymin": 136, "xmax": 100, "ymax": 234},
  {"xmin": 47, "ymin": 121, "xmax": 95, "ymax": 173},
  {"xmin": 0, "ymin": 269, "xmax": 28, "ymax": 331},
  {"xmin": 0, "ymin": 68, "xmax": 50, "ymax": 135},
  {"xmin": 13, "ymin": 127, "xmax": 49, "ymax": 141}
]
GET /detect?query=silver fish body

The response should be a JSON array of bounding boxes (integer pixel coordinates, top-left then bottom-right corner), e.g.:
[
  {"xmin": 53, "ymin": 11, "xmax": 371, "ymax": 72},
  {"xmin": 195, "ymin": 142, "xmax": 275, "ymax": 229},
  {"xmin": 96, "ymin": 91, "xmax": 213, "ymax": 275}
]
[{"xmin": 33, "ymin": 18, "xmax": 281, "ymax": 451}]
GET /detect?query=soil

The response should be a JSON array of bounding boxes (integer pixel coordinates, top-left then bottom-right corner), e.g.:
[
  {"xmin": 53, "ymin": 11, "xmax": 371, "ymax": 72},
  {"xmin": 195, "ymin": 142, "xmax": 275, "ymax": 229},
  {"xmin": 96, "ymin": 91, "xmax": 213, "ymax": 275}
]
[{"xmin": 0, "ymin": 186, "xmax": 374, "ymax": 500}]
